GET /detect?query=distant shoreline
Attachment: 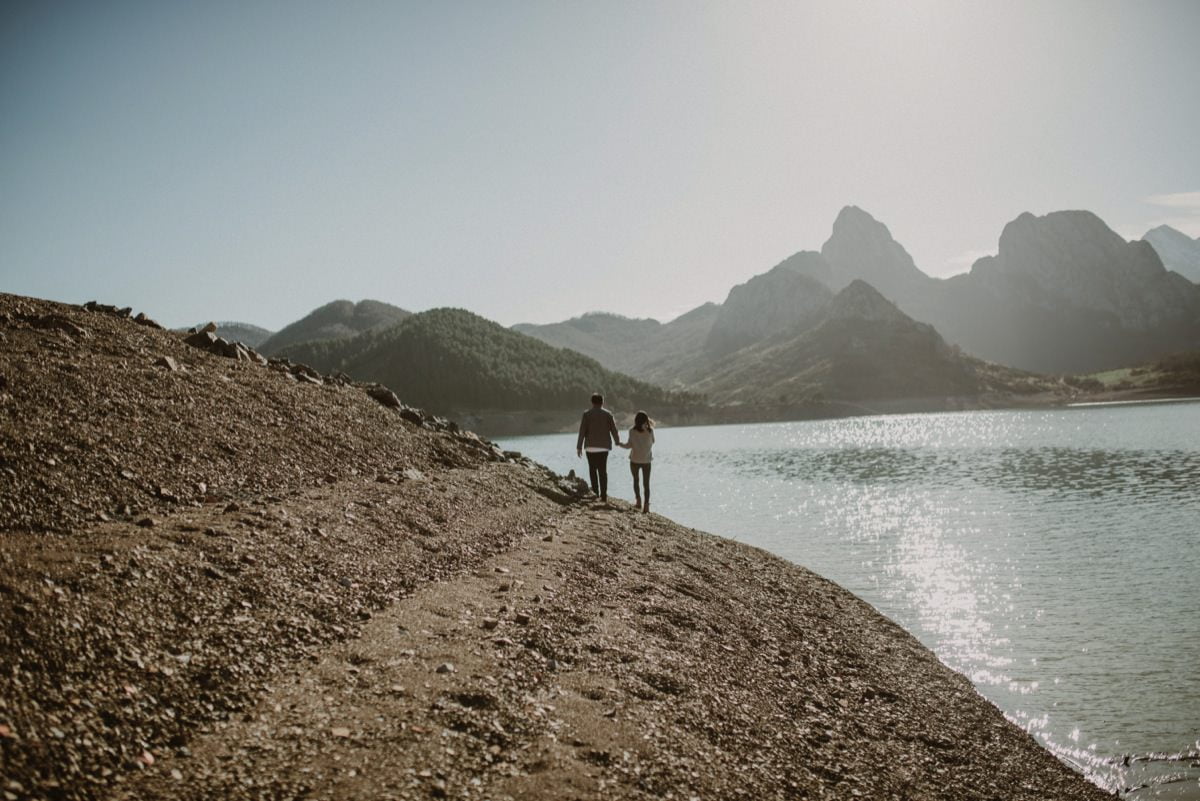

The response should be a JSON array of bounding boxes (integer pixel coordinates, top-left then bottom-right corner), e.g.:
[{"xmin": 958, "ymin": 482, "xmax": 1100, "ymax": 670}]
[
  {"xmin": 459, "ymin": 388, "xmax": 1200, "ymax": 437},
  {"xmin": 1067, "ymin": 394, "xmax": 1200, "ymax": 408}
]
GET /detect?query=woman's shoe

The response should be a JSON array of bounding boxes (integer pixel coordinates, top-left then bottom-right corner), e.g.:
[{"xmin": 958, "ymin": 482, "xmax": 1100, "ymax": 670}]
[{"xmin": 634, "ymin": 495, "xmax": 641, "ymax": 510}]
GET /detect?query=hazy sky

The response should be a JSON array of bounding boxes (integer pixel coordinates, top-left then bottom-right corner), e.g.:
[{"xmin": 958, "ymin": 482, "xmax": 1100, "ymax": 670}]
[{"xmin": 3, "ymin": 0, "xmax": 1199, "ymax": 330}]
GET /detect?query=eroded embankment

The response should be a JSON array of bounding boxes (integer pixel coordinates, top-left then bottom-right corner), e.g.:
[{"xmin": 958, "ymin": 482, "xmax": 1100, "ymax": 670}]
[{"xmin": 0, "ymin": 294, "xmax": 1109, "ymax": 800}]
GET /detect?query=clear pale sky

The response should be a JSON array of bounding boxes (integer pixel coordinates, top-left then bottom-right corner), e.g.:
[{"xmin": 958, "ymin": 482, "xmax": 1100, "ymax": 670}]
[{"xmin": 3, "ymin": 0, "xmax": 1199, "ymax": 330}]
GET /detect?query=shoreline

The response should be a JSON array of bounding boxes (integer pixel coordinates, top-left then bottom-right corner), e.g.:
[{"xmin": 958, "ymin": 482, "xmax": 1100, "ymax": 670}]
[
  {"xmin": 1, "ymin": 470, "xmax": 1115, "ymax": 801},
  {"xmin": 0, "ymin": 293, "xmax": 1116, "ymax": 799},
  {"xmin": 494, "ymin": 408, "xmax": 1200, "ymax": 799},
  {"xmin": 1067, "ymin": 394, "xmax": 1200, "ymax": 408},
  {"xmin": 459, "ymin": 391, "xmax": 1200, "ymax": 438}
]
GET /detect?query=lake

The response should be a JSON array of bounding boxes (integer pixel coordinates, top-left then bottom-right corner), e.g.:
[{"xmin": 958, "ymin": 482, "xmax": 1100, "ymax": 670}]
[{"xmin": 500, "ymin": 401, "xmax": 1200, "ymax": 798}]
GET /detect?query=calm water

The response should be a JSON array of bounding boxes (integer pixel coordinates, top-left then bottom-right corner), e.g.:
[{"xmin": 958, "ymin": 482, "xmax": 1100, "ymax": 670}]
[{"xmin": 500, "ymin": 401, "xmax": 1200, "ymax": 797}]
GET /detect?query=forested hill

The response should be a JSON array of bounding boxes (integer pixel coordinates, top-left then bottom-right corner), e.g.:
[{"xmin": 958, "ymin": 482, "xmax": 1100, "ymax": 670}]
[
  {"xmin": 281, "ymin": 308, "xmax": 699, "ymax": 414},
  {"xmin": 257, "ymin": 299, "xmax": 410, "ymax": 356}
]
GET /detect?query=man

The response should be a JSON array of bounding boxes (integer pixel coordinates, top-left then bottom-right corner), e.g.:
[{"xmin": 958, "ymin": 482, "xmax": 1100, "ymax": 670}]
[{"xmin": 576, "ymin": 392, "xmax": 620, "ymax": 501}]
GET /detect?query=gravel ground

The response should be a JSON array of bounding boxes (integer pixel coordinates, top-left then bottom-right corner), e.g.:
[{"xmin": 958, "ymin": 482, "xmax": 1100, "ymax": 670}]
[{"xmin": 1, "ymin": 293, "xmax": 1111, "ymax": 800}]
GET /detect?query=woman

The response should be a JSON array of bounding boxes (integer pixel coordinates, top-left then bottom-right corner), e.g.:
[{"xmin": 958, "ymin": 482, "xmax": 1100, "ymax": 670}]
[{"xmin": 619, "ymin": 411, "xmax": 654, "ymax": 512}]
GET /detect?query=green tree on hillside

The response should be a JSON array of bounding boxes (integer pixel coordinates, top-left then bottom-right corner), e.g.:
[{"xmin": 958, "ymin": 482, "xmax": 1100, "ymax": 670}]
[{"xmin": 283, "ymin": 308, "xmax": 699, "ymax": 413}]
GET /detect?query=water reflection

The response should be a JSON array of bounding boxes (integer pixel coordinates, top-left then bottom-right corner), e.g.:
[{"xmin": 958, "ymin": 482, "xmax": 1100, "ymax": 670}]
[{"xmin": 501, "ymin": 403, "xmax": 1200, "ymax": 798}]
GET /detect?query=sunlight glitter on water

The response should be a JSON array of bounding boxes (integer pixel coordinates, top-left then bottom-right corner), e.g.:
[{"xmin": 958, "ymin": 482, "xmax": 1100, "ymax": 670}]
[{"xmin": 500, "ymin": 401, "xmax": 1200, "ymax": 798}]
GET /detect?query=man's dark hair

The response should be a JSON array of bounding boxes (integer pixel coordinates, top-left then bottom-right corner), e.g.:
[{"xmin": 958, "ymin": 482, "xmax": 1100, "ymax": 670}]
[{"xmin": 591, "ymin": 393, "xmax": 603, "ymax": 406}]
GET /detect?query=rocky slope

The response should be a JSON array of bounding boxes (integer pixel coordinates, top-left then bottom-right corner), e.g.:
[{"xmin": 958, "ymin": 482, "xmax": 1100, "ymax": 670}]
[
  {"xmin": 185, "ymin": 322, "xmax": 273, "ymax": 349},
  {"xmin": 0, "ymin": 292, "xmax": 1108, "ymax": 801},
  {"xmin": 1144, "ymin": 224, "xmax": 1200, "ymax": 284},
  {"xmin": 933, "ymin": 211, "xmax": 1200, "ymax": 373},
  {"xmin": 703, "ymin": 257, "xmax": 834, "ymax": 358},
  {"xmin": 257, "ymin": 299, "xmax": 410, "ymax": 356}
]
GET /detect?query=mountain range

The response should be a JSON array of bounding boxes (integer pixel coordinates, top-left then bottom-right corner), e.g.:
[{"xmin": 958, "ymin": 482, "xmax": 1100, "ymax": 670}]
[
  {"xmin": 266, "ymin": 286, "xmax": 1056, "ymax": 431},
  {"xmin": 692, "ymin": 280, "xmax": 1030, "ymax": 407},
  {"xmin": 519, "ymin": 206, "xmax": 1200, "ymax": 377},
  {"xmin": 278, "ymin": 307, "xmax": 699, "ymax": 431},
  {"xmin": 191, "ymin": 205, "xmax": 1198, "ymax": 430}
]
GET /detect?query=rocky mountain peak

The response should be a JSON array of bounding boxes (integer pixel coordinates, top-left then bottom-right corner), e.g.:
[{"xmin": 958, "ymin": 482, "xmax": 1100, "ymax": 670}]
[
  {"xmin": 992, "ymin": 210, "xmax": 1133, "ymax": 274},
  {"xmin": 820, "ymin": 206, "xmax": 927, "ymax": 296},
  {"xmin": 824, "ymin": 279, "xmax": 911, "ymax": 324},
  {"xmin": 1144, "ymin": 224, "xmax": 1200, "ymax": 284},
  {"xmin": 775, "ymin": 250, "xmax": 834, "ymax": 285},
  {"xmin": 831, "ymin": 204, "xmax": 882, "ymax": 230},
  {"xmin": 705, "ymin": 265, "xmax": 834, "ymax": 355},
  {"xmin": 983, "ymin": 209, "xmax": 1171, "ymax": 300},
  {"xmin": 1145, "ymin": 223, "xmax": 1192, "ymax": 241},
  {"xmin": 946, "ymin": 209, "xmax": 1200, "ymax": 369}
]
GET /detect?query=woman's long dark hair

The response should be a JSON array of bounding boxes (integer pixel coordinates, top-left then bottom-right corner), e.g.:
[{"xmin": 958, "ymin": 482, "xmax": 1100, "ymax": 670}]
[{"xmin": 634, "ymin": 411, "xmax": 653, "ymax": 432}]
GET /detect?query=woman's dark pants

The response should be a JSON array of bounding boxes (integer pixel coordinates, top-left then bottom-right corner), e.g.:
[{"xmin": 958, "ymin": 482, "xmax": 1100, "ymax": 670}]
[
  {"xmin": 586, "ymin": 451, "xmax": 609, "ymax": 498},
  {"xmin": 631, "ymin": 462, "xmax": 651, "ymax": 503}
]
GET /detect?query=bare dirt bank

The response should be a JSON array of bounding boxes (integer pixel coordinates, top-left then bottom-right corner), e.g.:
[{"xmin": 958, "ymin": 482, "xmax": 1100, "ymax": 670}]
[{"xmin": 1, "ymin": 293, "xmax": 1109, "ymax": 800}]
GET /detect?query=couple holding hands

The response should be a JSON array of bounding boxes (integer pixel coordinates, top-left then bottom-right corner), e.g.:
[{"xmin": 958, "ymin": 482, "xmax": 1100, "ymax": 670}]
[{"xmin": 575, "ymin": 393, "xmax": 654, "ymax": 512}]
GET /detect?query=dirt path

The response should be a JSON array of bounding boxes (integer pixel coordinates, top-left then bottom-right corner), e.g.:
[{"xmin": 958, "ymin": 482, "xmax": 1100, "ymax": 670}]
[
  {"xmin": 2, "ymin": 463, "xmax": 569, "ymax": 801},
  {"xmin": 107, "ymin": 492, "xmax": 1109, "ymax": 801},
  {"xmin": 110, "ymin": 500, "xmax": 613, "ymax": 800}
]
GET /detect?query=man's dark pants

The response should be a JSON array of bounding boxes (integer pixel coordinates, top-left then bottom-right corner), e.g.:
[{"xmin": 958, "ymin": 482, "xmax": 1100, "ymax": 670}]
[{"xmin": 585, "ymin": 450, "xmax": 609, "ymax": 498}]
